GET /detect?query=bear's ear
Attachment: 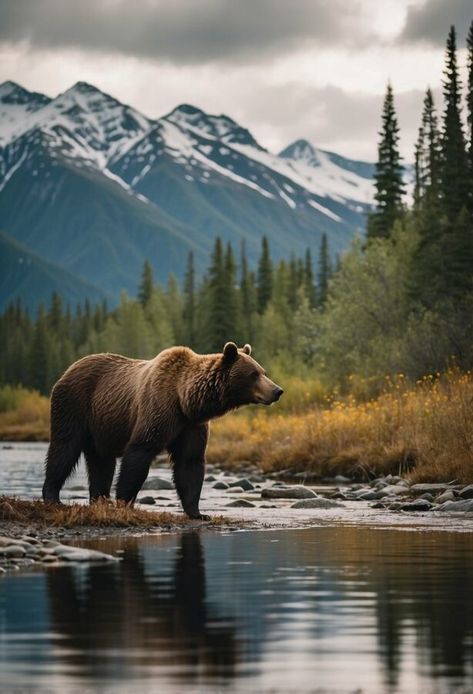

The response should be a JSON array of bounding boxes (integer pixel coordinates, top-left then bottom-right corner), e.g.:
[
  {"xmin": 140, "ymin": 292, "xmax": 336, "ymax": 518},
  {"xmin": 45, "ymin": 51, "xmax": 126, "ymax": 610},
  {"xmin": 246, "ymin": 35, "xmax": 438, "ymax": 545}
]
[
  {"xmin": 241, "ymin": 344, "xmax": 252, "ymax": 355},
  {"xmin": 223, "ymin": 341, "xmax": 238, "ymax": 363}
]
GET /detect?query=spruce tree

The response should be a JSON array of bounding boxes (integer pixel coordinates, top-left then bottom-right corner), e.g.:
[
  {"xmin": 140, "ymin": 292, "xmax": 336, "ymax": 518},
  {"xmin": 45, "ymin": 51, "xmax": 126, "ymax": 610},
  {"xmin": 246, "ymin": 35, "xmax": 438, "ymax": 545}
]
[
  {"xmin": 303, "ymin": 248, "xmax": 317, "ymax": 307},
  {"xmin": 318, "ymin": 233, "xmax": 332, "ymax": 307},
  {"xmin": 367, "ymin": 83, "xmax": 405, "ymax": 239},
  {"xmin": 441, "ymin": 26, "xmax": 469, "ymax": 223},
  {"xmin": 138, "ymin": 260, "xmax": 155, "ymax": 307},
  {"xmin": 240, "ymin": 241, "xmax": 257, "ymax": 343},
  {"xmin": 467, "ymin": 20, "xmax": 473, "ymax": 208},
  {"xmin": 205, "ymin": 237, "xmax": 232, "ymax": 350},
  {"xmin": 182, "ymin": 251, "xmax": 196, "ymax": 346},
  {"xmin": 257, "ymin": 236, "xmax": 273, "ymax": 313},
  {"xmin": 414, "ymin": 89, "xmax": 442, "ymax": 208}
]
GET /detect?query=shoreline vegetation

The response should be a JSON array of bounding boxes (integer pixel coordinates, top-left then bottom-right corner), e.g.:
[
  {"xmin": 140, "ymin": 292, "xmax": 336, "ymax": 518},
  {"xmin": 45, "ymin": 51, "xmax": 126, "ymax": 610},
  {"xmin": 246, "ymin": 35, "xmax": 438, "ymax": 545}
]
[{"xmin": 1, "ymin": 369, "xmax": 472, "ymax": 484}]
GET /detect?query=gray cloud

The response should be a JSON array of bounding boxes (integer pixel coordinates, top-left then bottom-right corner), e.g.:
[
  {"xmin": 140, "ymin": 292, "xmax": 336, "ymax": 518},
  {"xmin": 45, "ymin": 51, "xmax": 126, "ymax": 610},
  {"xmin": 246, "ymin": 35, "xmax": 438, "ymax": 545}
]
[
  {"xmin": 235, "ymin": 83, "xmax": 430, "ymax": 161},
  {"xmin": 0, "ymin": 0, "xmax": 375, "ymax": 64},
  {"xmin": 402, "ymin": 0, "xmax": 473, "ymax": 46}
]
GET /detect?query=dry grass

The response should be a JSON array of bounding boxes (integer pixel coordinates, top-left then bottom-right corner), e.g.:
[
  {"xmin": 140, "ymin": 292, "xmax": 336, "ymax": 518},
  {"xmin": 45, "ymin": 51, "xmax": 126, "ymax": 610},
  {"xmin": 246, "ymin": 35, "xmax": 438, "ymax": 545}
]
[
  {"xmin": 208, "ymin": 370, "xmax": 473, "ymax": 483},
  {"xmin": 1, "ymin": 371, "xmax": 472, "ymax": 484},
  {"xmin": 0, "ymin": 388, "xmax": 49, "ymax": 440},
  {"xmin": 0, "ymin": 497, "xmax": 214, "ymax": 528}
]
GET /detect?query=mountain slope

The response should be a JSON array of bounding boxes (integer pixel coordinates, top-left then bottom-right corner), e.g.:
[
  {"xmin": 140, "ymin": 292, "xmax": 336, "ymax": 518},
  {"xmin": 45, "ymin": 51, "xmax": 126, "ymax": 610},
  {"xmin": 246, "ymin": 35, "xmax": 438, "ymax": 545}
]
[
  {"xmin": 0, "ymin": 80, "xmax": 376, "ymax": 306},
  {"xmin": 0, "ymin": 230, "xmax": 107, "ymax": 311}
]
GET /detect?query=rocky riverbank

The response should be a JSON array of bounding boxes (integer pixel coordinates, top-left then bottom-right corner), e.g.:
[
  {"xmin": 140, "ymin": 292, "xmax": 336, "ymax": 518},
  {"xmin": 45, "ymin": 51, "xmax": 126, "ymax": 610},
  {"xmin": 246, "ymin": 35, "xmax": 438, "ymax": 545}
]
[{"xmin": 0, "ymin": 532, "xmax": 121, "ymax": 572}]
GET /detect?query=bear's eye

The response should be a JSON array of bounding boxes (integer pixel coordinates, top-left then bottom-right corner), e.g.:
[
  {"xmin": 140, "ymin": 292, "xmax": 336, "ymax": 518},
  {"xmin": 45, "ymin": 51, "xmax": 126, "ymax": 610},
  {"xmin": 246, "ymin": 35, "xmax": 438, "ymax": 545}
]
[{"xmin": 251, "ymin": 370, "xmax": 259, "ymax": 380}]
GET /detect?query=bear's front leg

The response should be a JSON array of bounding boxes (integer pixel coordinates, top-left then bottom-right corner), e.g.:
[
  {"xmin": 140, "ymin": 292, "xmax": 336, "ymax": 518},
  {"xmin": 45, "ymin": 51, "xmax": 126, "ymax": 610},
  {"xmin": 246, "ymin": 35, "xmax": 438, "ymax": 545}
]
[{"xmin": 169, "ymin": 423, "xmax": 210, "ymax": 520}]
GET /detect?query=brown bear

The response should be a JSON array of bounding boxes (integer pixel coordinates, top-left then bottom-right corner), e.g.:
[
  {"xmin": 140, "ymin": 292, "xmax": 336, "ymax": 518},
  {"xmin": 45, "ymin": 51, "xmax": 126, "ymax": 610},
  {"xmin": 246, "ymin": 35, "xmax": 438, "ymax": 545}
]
[{"xmin": 42, "ymin": 342, "xmax": 283, "ymax": 518}]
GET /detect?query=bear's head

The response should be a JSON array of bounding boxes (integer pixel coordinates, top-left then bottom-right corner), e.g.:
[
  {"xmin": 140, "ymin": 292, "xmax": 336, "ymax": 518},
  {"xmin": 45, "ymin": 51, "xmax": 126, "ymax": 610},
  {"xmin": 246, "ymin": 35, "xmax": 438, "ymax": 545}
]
[{"xmin": 221, "ymin": 342, "xmax": 283, "ymax": 408}]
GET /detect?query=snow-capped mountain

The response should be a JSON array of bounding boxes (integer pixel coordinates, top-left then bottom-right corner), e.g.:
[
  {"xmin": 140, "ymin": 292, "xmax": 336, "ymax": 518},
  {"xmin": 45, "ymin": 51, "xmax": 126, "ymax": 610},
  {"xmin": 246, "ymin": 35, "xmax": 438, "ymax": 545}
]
[
  {"xmin": 0, "ymin": 81, "xmax": 51, "ymax": 146},
  {"xmin": 0, "ymin": 80, "xmax": 376, "ymax": 309}
]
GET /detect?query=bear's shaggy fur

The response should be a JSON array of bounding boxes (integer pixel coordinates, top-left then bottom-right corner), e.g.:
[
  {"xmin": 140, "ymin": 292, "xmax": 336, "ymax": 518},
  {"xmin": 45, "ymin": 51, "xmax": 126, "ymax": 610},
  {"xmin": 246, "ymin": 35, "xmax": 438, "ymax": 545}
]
[{"xmin": 42, "ymin": 342, "xmax": 283, "ymax": 518}]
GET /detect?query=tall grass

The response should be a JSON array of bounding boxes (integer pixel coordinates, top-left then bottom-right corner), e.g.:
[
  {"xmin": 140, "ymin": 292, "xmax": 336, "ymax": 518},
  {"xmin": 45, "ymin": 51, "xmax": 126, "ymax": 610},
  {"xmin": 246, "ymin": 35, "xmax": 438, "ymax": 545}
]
[
  {"xmin": 1, "ymin": 373, "xmax": 472, "ymax": 483},
  {"xmin": 0, "ymin": 385, "xmax": 49, "ymax": 440},
  {"xmin": 207, "ymin": 370, "xmax": 473, "ymax": 483}
]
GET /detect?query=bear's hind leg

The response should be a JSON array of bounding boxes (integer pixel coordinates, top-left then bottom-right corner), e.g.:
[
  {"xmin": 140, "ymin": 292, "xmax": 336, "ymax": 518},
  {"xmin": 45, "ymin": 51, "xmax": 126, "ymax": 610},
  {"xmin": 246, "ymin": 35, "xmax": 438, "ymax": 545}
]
[
  {"xmin": 169, "ymin": 423, "xmax": 209, "ymax": 520},
  {"xmin": 116, "ymin": 442, "xmax": 157, "ymax": 505},
  {"xmin": 84, "ymin": 447, "xmax": 116, "ymax": 502},
  {"xmin": 43, "ymin": 436, "xmax": 82, "ymax": 503}
]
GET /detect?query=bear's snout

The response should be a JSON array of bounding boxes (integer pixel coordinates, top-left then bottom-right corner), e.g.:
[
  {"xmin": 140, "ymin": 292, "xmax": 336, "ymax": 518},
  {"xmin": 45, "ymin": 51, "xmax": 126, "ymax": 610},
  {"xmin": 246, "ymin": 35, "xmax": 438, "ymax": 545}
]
[{"xmin": 254, "ymin": 376, "xmax": 284, "ymax": 405}]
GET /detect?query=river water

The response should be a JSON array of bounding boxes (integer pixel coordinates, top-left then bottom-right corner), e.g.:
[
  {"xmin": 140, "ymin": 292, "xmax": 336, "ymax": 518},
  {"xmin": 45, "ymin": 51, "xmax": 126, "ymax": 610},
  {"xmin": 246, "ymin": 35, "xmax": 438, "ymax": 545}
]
[{"xmin": 1, "ymin": 444, "xmax": 473, "ymax": 693}]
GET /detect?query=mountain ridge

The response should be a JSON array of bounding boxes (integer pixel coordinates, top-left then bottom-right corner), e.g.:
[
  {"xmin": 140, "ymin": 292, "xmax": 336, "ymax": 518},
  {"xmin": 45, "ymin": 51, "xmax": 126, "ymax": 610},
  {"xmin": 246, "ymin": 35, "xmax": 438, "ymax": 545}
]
[{"xmin": 0, "ymin": 80, "xmax": 376, "ymax": 309}]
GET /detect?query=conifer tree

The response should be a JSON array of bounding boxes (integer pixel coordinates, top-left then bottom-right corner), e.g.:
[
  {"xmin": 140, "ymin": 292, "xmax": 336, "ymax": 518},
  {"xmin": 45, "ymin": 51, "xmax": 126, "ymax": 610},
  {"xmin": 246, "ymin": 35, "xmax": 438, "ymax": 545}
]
[
  {"xmin": 467, "ymin": 20, "xmax": 473, "ymax": 208},
  {"xmin": 205, "ymin": 237, "xmax": 234, "ymax": 350},
  {"xmin": 138, "ymin": 260, "xmax": 155, "ymax": 307},
  {"xmin": 257, "ymin": 236, "xmax": 273, "ymax": 313},
  {"xmin": 414, "ymin": 88, "xmax": 442, "ymax": 208},
  {"xmin": 182, "ymin": 251, "xmax": 196, "ymax": 347},
  {"xmin": 30, "ymin": 304, "xmax": 51, "ymax": 394},
  {"xmin": 367, "ymin": 83, "xmax": 405, "ymax": 239},
  {"xmin": 240, "ymin": 241, "xmax": 257, "ymax": 343},
  {"xmin": 318, "ymin": 233, "xmax": 332, "ymax": 307},
  {"xmin": 441, "ymin": 26, "xmax": 469, "ymax": 223},
  {"xmin": 303, "ymin": 248, "xmax": 317, "ymax": 307}
]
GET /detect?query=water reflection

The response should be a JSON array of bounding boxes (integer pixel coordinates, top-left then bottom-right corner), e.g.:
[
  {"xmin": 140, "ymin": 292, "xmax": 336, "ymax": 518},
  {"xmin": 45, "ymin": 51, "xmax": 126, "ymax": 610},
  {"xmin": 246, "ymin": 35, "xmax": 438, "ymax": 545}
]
[
  {"xmin": 45, "ymin": 533, "xmax": 237, "ymax": 682},
  {"xmin": 1, "ymin": 527, "xmax": 473, "ymax": 693}
]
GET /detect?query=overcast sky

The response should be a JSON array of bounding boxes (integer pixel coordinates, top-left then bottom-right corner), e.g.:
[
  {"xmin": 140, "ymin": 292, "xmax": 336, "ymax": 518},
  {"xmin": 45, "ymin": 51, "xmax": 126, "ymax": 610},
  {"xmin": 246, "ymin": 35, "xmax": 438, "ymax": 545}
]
[{"xmin": 0, "ymin": 0, "xmax": 471, "ymax": 161}]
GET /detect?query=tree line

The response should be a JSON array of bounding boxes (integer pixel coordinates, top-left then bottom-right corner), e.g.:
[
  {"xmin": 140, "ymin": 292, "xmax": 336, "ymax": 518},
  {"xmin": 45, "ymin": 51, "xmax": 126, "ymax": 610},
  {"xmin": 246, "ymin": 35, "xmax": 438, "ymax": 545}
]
[{"xmin": 0, "ymin": 235, "xmax": 333, "ymax": 395}]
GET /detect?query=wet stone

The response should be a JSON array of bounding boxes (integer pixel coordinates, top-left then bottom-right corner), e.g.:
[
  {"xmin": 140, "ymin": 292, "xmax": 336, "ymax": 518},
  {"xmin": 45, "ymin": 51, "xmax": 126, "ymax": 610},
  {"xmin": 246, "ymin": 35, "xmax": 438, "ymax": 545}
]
[
  {"xmin": 204, "ymin": 475, "xmax": 217, "ymax": 482},
  {"xmin": 409, "ymin": 483, "xmax": 450, "ymax": 496},
  {"xmin": 229, "ymin": 478, "xmax": 255, "ymax": 491},
  {"xmin": 138, "ymin": 496, "xmax": 156, "ymax": 505},
  {"xmin": 435, "ymin": 499, "xmax": 473, "ymax": 513},
  {"xmin": 213, "ymin": 481, "xmax": 229, "ymax": 490},
  {"xmin": 226, "ymin": 499, "xmax": 256, "ymax": 508},
  {"xmin": 291, "ymin": 498, "xmax": 344, "ymax": 509},
  {"xmin": 248, "ymin": 474, "xmax": 265, "ymax": 483},
  {"xmin": 330, "ymin": 491, "xmax": 347, "ymax": 500},
  {"xmin": 379, "ymin": 485, "xmax": 411, "ymax": 497},
  {"xmin": 0, "ymin": 545, "xmax": 27, "ymax": 557},
  {"xmin": 458, "ymin": 485, "xmax": 473, "ymax": 500},
  {"xmin": 435, "ymin": 490, "xmax": 457, "ymax": 504},
  {"xmin": 261, "ymin": 486, "xmax": 316, "ymax": 500},
  {"xmin": 400, "ymin": 500, "xmax": 433, "ymax": 512},
  {"xmin": 142, "ymin": 477, "xmax": 174, "ymax": 491}
]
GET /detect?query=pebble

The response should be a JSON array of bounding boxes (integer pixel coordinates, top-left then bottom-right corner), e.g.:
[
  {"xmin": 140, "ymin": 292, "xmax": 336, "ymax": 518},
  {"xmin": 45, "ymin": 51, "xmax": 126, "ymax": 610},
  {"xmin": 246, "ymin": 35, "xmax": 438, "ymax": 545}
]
[
  {"xmin": 213, "ymin": 481, "xmax": 229, "ymax": 490},
  {"xmin": 435, "ymin": 490, "xmax": 456, "ymax": 504},
  {"xmin": 142, "ymin": 476, "xmax": 174, "ymax": 490},
  {"xmin": 248, "ymin": 474, "xmax": 265, "ymax": 483},
  {"xmin": 399, "ymin": 500, "xmax": 433, "ymax": 512},
  {"xmin": 291, "ymin": 498, "xmax": 344, "ymax": 509},
  {"xmin": 458, "ymin": 485, "xmax": 473, "ymax": 500},
  {"xmin": 261, "ymin": 486, "xmax": 316, "ymax": 500},
  {"xmin": 0, "ymin": 545, "xmax": 27, "ymax": 557},
  {"xmin": 379, "ymin": 485, "xmax": 411, "ymax": 497},
  {"xmin": 228, "ymin": 478, "xmax": 255, "ymax": 491},
  {"xmin": 204, "ymin": 475, "xmax": 217, "ymax": 482},
  {"xmin": 435, "ymin": 499, "xmax": 473, "ymax": 513},
  {"xmin": 138, "ymin": 496, "xmax": 156, "ymax": 505},
  {"xmin": 226, "ymin": 499, "xmax": 256, "ymax": 508},
  {"xmin": 409, "ymin": 483, "xmax": 450, "ymax": 495}
]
